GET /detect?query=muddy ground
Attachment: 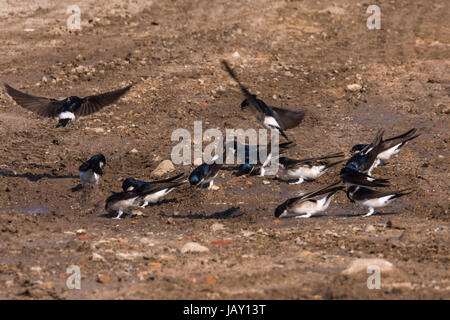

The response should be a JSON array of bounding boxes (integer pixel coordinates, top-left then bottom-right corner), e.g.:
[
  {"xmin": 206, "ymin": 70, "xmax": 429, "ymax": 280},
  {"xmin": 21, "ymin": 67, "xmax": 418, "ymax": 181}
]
[{"xmin": 0, "ymin": 0, "xmax": 448, "ymax": 300}]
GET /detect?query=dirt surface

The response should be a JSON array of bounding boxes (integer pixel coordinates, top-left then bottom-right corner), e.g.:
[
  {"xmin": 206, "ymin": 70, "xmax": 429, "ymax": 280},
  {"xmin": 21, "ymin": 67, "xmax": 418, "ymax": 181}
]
[{"xmin": 0, "ymin": 0, "xmax": 449, "ymax": 300}]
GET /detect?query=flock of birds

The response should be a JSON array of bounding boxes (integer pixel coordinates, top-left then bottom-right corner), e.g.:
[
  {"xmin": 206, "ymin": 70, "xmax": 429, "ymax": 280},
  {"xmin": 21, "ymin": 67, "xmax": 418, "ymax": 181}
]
[{"xmin": 2, "ymin": 60, "xmax": 420, "ymax": 220}]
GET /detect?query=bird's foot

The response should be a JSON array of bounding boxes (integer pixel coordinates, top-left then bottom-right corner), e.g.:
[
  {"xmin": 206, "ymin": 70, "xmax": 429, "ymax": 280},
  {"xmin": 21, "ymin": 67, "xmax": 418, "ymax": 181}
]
[
  {"xmin": 363, "ymin": 208, "xmax": 375, "ymax": 217},
  {"xmin": 113, "ymin": 211, "xmax": 123, "ymax": 219},
  {"xmin": 289, "ymin": 178, "xmax": 304, "ymax": 185}
]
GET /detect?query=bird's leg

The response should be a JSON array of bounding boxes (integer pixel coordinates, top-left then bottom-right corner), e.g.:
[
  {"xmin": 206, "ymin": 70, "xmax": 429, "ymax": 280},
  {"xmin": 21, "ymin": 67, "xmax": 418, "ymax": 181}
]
[
  {"xmin": 113, "ymin": 210, "xmax": 123, "ymax": 219},
  {"xmin": 290, "ymin": 178, "xmax": 304, "ymax": 185},
  {"xmin": 140, "ymin": 201, "xmax": 148, "ymax": 208},
  {"xmin": 363, "ymin": 208, "xmax": 375, "ymax": 217},
  {"xmin": 260, "ymin": 167, "xmax": 265, "ymax": 177}
]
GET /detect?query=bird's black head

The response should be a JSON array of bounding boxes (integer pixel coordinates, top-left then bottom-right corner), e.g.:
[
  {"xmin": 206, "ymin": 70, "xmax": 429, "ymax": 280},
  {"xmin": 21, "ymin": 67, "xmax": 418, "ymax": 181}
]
[
  {"xmin": 189, "ymin": 173, "xmax": 200, "ymax": 185},
  {"xmin": 346, "ymin": 185, "xmax": 358, "ymax": 202},
  {"xmin": 240, "ymin": 99, "xmax": 249, "ymax": 110},
  {"xmin": 81, "ymin": 154, "xmax": 106, "ymax": 174},
  {"xmin": 66, "ymin": 96, "xmax": 80, "ymax": 105},
  {"xmin": 350, "ymin": 144, "xmax": 367, "ymax": 154},
  {"xmin": 274, "ymin": 203, "xmax": 287, "ymax": 218},
  {"xmin": 90, "ymin": 154, "xmax": 106, "ymax": 167},
  {"xmin": 122, "ymin": 177, "xmax": 137, "ymax": 192},
  {"xmin": 278, "ymin": 157, "xmax": 289, "ymax": 167},
  {"xmin": 239, "ymin": 163, "xmax": 254, "ymax": 175}
]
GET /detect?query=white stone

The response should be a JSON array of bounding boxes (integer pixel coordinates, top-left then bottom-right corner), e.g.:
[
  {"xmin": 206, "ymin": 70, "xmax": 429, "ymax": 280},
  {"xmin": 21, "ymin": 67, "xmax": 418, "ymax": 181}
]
[
  {"xmin": 342, "ymin": 258, "xmax": 394, "ymax": 275},
  {"xmin": 151, "ymin": 160, "xmax": 175, "ymax": 177},
  {"xmin": 211, "ymin": 223, "xmax": 225, "ymax": 232},
  {"xmin": 181, "ymin": 242, "xmax": 209, "ymax": 254},
  {"xmin": 347, "ymin": 83, "xmax": 362, "ymax": 92}
]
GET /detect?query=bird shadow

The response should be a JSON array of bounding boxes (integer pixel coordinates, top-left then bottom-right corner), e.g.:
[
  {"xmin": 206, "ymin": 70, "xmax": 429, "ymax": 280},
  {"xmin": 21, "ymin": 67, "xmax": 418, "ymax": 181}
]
[
  {"xmin": 0, "ymin": 168, "xmax": 78, "ymax": 182},
  {"xmin": 272, "ymin": 177, "xmax": 313, "ymax": 184},
  {"xmin": 222, "ymin": 165, "xmax": 240, "ymax": 171},
  {"xmin": 163, "ymin": 206, "xmax": 243, "ymax": 220},
  {"xmin": 71, "ymin": 184, "xmax": 84, "ymax": 192},
  {"xmin": 97, "ymin": 198, "xmax": 180, "ymax": 219},
  {"xmin": 279, "ymin": 211, "xmax": 401, "ymax": 219},
  {"xmin": 148, "ymin": 198, "xmax": 179, "ymax": 206}
]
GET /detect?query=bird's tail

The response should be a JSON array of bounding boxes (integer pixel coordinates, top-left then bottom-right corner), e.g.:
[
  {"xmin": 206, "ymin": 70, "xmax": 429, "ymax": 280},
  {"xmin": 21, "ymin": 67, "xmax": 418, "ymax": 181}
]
[
  {"xmin": 325, "ymin": 159, "xmax": 346, "ymax": 169},
  {"xmin": 391, "ymin": 188, "xmax": 415, "ymax": 199}
]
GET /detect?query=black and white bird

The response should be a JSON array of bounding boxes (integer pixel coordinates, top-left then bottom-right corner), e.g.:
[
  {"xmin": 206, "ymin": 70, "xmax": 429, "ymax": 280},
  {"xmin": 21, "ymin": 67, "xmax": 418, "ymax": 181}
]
[
  {"xmin": 351, "ymin": 128, "xmax": 420, "ymax": 167},
  {"xmin": 222, "ymin": 60, "xmax": 304, "ymax": 141},
  {"xmin": 230, "ymin": 139, "xmax": 296, "ymax": 176},
  {"xmin": 4, "ymin": 83, "xmax": 132, "ymax": 127},
  {"xmin": 346, "ymin": 185, "xmax": 414, "ymax": 217},
  {"xmin": 189, "ymin": 154, "xmax": 223, "ymax": 189},
  {"xmin": 345, "ymin": 129, "xmax": 385, "ymax": 176},
  {"xmin": 278, "ymin": 152, "xmax": 345, "ymax": 184},
  {"xmin": 274, "ymin": 182, "xmax": 345, "ymax": 218},
  {"xmin": 122, "ymin": 173, "xmax": 185, "ymax": 207},
  {"xmin": 105, "ymin": 190, "xmax": 140, "ymax": 219},
  {"xmin": 78, "ymin": 154, "xmax": 106, "ymax": 187},
  {"xmin": 340, "ymin": 167, "xmax": 389, "ymax": 188}
]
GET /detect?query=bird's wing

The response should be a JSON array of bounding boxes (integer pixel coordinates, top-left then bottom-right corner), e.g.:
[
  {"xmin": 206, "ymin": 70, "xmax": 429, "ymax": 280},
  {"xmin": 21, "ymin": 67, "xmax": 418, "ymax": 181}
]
[
  {"xmin": 221, "ymin": 60, "xmax": 254, "ymax": 101},
  {"xmin": 340, "ymin": 167, "xmax": 389, "ymax": 187},
  {"xmin": 359, "ymin": 129, "xmax": 384, "ymax": 155},
  {"xmin": 75, "ymin": 84, "xmax": 132, "ymax": 116},
  {"xmin": 139, "ymin": 181, "xmax": 185, "ymax": 195},
  {"xmin": 298, "ymin": 152, "xmax": 345, "ymax": 163},
  {"xmin": 4, "ymin": 83, "xmax": 61, "ymax": 117},
  {"xmin": 106, "ymin": 190, "xmax": 139, "ymax": 203},
  {"xmin": 282, "ymin": 181, "xmax": 344, "ymax": 207},
  {"xmin": 382, "ymin": 129, "xmax": 420, "ymax": 151},
  {"xmin": 221, "ymin": 60, "xmax": 266, "ymax": 117},
  {"xmin": 78, "ymin": 159, "xmax": 91, "ymax": 172},
  {"xmin": 206, "ymin": 162, "xmax": 223, "ymax": 179},
  {"xmin": 270, "ymin": 107, "xmax": 305, "ymax": 130},
  {"xmin": 301, "ymin": 181, "xmax": 344, "ymax": 199},
  {"xmin": 384, "ymin": 128, "xmax": 417, "ymax": 143}
]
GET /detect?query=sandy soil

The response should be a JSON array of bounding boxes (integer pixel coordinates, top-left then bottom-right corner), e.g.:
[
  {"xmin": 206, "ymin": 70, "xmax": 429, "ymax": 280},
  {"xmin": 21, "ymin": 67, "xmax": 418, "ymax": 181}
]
[{"xmin": 0, "ymin": 0, "xmax": 448, "ymax": 299}]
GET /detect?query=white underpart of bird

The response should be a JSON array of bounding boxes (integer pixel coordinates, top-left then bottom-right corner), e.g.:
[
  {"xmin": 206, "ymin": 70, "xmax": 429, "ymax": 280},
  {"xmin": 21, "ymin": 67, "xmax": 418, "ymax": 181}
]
[
  {"xmin": 357, "ymin": 195, "xmax": 399, "ymax": 217},
  {"xmin": 58, "ymin": 111, "xmax": 76, "ymax": 121},
  {"xmin": 260, "ymin": 152, "xmax": 273, "ymax": 176},
  {"xmin": 262, "ymin": 116, "xmax": 282, "ymax": 133},
  {"xmin": 367, "ymin": 159, "xmax": 381, "ymax": 176},
  {"xmin": 205, "ymin": 172, "xmax": 220, "ymax": 189},
  {"xmin": 283, "ymin": 195, "xmax": 333, "ymax": 218},
  {"xmin": 298, "ymin": 196, "xmax": 333, "ymax": 218},
  {"xmin": 80, "ymin": 170, "xmax": 100, "ymax": 186},
  {"xmin": 139, "ymin": 188, "xmax": 173, "ymax": 207},
  {"xmin": 286, "ymin": 165, "xmax": 327, "ymax": 184},
  {"xmin": 198, "ymin": 153, "xmax": 220, "ymax": 189},
  {"xmin": 109, "ymin": 197, "xmax": 139, "ymax": 219},
  {"xmin": 377, "ymin": 143, "xmax": 404, "ymax": 160}
]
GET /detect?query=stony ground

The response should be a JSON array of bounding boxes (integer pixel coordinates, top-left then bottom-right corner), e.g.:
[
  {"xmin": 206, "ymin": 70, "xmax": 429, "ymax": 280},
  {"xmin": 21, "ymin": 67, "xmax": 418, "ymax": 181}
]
[{"xmin": 0, "ymin": 0, "xmax": 448, "ymax": 299}]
